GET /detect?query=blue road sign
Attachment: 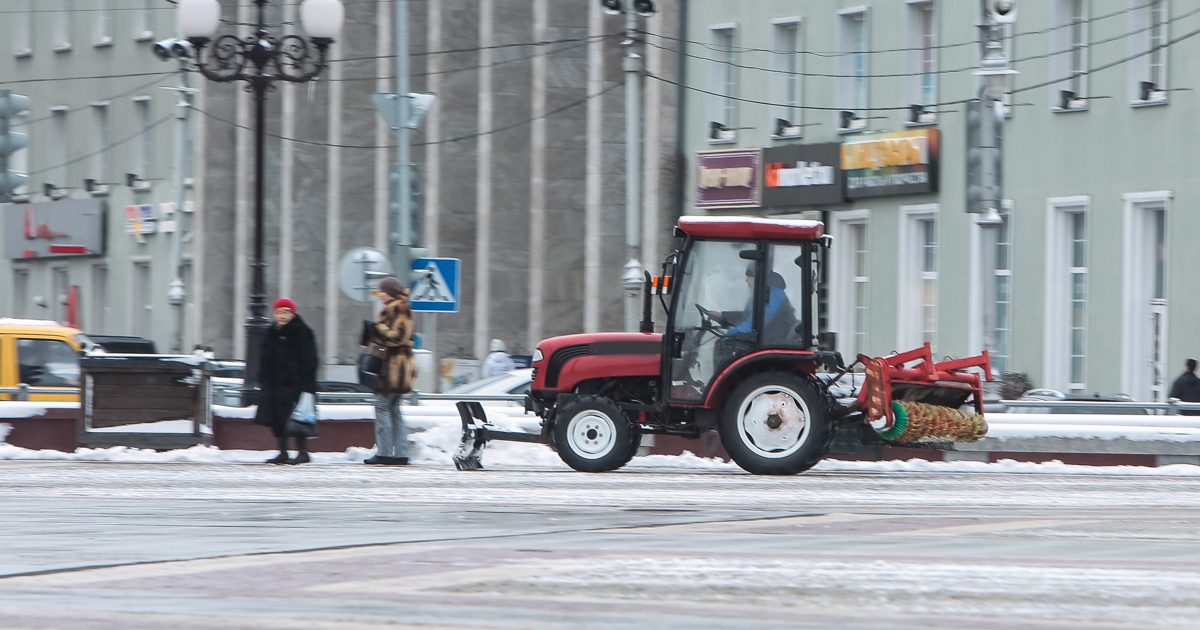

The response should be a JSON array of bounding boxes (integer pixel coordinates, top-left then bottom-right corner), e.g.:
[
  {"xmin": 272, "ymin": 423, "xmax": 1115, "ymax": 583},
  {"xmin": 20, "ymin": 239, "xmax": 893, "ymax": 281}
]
[{"xmin": 410, "ymin": 257, "xmax": 460, "ymax": 312}]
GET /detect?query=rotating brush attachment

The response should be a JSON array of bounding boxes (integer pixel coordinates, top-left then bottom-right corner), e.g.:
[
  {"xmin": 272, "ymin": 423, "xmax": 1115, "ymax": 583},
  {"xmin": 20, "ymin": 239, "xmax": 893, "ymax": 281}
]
[{"xmin": 875, "ymin": 401, "xmax": 988, "ymax": 443}]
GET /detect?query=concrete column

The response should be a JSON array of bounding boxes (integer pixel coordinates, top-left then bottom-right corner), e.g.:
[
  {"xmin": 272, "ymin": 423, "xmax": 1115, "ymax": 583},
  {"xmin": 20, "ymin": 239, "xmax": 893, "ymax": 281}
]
[
  {"xmin": 279, "ymin": 2, "xmax": 297, "ymax": 298},
  {"xmin": 374, "ymin": 0, "xmax": 391, "ymax": 254},
  {"xmin": 528, "ymin": 0, "xmax": 547, "ymax": 350},
  {"xmin": 232, "ymin": 3, "xmax": 252, "ymax": 359},
  {"xmin": 425, "ymin": 0, "xmax": 441, "ymax": 259},
  {"xmin": 324, "ymin": 41, "xmax": 344, "ymax": 366},
  {"xmin": 584, "ymin": 0, "xmax": 603, "ymax": 333},
  {"xmin": 474, "ymin": 0, "xmax": 494, "ymax": 359},
  {"xmin": 191, "ymin": 81, "xmax": 207, "ymax": 347}
]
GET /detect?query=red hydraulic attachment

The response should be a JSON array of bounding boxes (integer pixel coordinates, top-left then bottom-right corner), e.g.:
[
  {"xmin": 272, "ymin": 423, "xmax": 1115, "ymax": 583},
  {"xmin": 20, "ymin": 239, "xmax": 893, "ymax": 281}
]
[{"xmin": 855, "ymin": 343, "xmax": 993, "ymax": 443}]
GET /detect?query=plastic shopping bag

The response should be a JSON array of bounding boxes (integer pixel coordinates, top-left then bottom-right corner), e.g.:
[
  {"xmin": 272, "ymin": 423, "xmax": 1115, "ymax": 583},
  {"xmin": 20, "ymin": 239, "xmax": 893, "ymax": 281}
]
[{"xmin": 287, "ymin": 392, "xmax": 319, "ymax": 437}]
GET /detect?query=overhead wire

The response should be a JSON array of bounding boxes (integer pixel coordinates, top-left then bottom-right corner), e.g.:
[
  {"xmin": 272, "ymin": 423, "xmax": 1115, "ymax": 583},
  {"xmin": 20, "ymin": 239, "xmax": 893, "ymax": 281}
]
[
  {"xmin": 18, "ymin": 72, "xmax": 182, "ymax": 126},
  {"xmin": 27, "ymin": 114, "xmax": 175, "ymax": 178}
]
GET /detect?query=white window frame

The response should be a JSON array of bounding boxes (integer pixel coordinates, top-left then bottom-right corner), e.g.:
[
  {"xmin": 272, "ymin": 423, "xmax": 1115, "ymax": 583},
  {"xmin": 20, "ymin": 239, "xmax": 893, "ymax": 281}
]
[
  {"xmin": 1052, "ymin": 0, "xmax": 1089, "ymax": 111},
  {"xmin": 10, "ymin": 111, "xmax": 29, "ymax": 197},
  {"xmin": 770, "ymin": 17, "xmax": 803, "ymax": 139},
  {"xmin": 897, "ymin": 204, "xmax": 938, "ymax": 352},
  {"xmin": 89, "ymin": 102, "xmax": 110, "ymax": 183},
  {"xmin": 905, "ymin": 0, "xmax": 937, "ymax": 124},
  {"xmin": 707, "ymin": 23, "xmax": 738, "ymax": 144},
  {"xmin": 1130, "ymin": 0, "xmax": 1169, "ymax": 105},
  {"xmin": 93, "ymin": 0, "xmax": 113, "ymax": 47},
  {"xmin": 1121, "ymin": 190, "xmax": 1172, "ymax": 401},
  {"xmin": 91, "ymin": 263, "xmax": 109, "ymax": 334},
  {"xmin": 837, "ymin": 7, "xmax": 869, "ymax": 133},
  {"xmin": 51, "ymin": 266, "xmax": 70, "ymax": 325},
  {"xmin": 968, "ymin": 200, "xmax": 1014, "ymax": 368},
  {"xmin": 53, "ymin": 0, "xmax": 73, "ymax": 52},
  {"xmin": 48, "ymin": 106, "xmax": 70, "ymax": 189},
  {"xmin": 133, "ymin": 0, "xmax": 155, "ymax": 41},
  {"xmin": 132, "ymin": 96, "xmax": 153, "ymax": 180},
  {"xmin": 12, "ymin": 268, "xmax": 31, "ymax": 318},
  {"xmin": 12, "ymin": 0, "xmax": 33, "ymax": 57},
  {"xmin": 131, "ymin": 258, "xmax": 153, "ymax": 336},
  {"xmin": 1043, "ymin": 196, "xmax": 1089, "ymax": 394},
  {"xmin": 830, "ymin": 209, "xmax": 870, "ymax": 360}
]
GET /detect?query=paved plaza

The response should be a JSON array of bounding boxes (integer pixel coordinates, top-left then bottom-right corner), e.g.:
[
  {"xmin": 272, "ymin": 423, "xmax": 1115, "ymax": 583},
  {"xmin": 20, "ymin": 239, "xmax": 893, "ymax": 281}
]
[{"xmin": 3, "ymin": 460, "xmax": 1200, "ymax": 629}]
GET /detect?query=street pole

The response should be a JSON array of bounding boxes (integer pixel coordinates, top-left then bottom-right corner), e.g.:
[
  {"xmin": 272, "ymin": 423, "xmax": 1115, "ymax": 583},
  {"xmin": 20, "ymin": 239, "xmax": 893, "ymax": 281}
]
[
  {"xmin": 166, "ymin": 64, "xmax": 198, "ymax": 354},
  {"xmin": 393, "ymin": 0, "xmax": 412, "ymax": 280},
  {"xmin": 621, "ymin": 4, "xmax": 644, "ymax": 332}
]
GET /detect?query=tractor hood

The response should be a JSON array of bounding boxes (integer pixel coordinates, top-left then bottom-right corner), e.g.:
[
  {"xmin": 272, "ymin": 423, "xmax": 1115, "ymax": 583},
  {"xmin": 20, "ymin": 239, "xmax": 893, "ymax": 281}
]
[{"xmin": 532, "ymin": 332, "xmax": 662, "ymax": 392}]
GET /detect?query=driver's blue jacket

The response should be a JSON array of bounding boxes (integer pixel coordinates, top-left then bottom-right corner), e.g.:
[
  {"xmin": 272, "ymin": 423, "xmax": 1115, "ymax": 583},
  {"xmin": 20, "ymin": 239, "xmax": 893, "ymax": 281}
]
[{"xmin": 728, "ymin": 286, "xmax": 787, "ymax": 335}]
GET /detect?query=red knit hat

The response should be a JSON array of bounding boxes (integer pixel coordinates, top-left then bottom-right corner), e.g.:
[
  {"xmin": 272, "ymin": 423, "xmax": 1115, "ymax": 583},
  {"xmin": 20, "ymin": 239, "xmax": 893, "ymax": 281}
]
[{"xmin": 272, "ymin": 298, "xmax": 297, "ymax": 312}]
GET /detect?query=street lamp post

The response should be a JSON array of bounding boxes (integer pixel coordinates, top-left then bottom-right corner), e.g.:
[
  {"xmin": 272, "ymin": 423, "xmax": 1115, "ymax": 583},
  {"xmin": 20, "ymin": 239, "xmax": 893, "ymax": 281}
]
[{"xmin": 176, "ymin": 0, "xmax": 344, "ymax": 394}]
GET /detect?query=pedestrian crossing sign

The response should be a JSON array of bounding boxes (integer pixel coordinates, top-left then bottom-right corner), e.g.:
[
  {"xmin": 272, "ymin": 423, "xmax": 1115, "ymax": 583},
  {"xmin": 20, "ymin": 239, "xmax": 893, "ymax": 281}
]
[{"xmin": 410, "ymin": 257, "xmax": 460, "ymax": 312}]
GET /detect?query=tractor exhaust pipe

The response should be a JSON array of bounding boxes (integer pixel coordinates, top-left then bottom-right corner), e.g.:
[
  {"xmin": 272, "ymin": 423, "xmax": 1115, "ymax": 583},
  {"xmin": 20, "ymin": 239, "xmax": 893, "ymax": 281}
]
[{"xmin": 639, "ymin": 271, "xmax": 654, "ymax": 333}]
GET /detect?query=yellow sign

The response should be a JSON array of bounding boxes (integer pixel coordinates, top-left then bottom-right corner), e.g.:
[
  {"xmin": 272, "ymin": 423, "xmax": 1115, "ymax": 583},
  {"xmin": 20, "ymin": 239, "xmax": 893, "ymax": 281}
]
[{"xmin": 841, "ymin": 129, "xmax": 933, "ymax": 171}]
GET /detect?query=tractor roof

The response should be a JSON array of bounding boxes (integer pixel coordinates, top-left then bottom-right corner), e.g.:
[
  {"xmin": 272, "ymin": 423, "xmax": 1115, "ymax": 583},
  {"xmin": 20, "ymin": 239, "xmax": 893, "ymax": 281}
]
[{"xmin": 677, "ymin": 216, "xmax": 825, "ymax": 241}]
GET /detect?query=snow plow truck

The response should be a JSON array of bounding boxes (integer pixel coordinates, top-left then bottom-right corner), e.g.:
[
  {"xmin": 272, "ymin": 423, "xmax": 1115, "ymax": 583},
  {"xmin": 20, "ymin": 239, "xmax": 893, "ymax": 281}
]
[{"xmin": 454, "ymin": 216, "xmax": 992, "ymax": 475}]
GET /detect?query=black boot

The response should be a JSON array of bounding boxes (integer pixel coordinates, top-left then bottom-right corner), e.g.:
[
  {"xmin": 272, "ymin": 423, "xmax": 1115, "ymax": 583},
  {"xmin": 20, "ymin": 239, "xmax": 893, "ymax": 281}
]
[
  {"xmin": 289, "ymin": 438, "xmax": 310, "ymax": 464},
  {"xmin": 267, "ymin": 437, "xmax": 289, "ymax": 464}
]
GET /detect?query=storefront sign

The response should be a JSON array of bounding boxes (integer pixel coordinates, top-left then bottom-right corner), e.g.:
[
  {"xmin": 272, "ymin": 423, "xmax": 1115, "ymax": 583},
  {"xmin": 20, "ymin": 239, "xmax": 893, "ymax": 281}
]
[
  {"xmin": 3, "ymin": 199, "xmax": 105, "ymax": 259},
  {"xmin": 842, "ymin": 129, "xmax": 939, "ymax": 199},
  {"xmin": 762, "ymin": 143, "xmax": 843, "ymax": 207},
  {"xmin": 695, "ymin": 148, "xmax": 761, "ymax": 209}
]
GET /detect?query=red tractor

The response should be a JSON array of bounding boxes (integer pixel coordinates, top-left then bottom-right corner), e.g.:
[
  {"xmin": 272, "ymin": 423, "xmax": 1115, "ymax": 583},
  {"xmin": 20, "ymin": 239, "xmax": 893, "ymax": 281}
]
[{"xmin": 455, "ymin": 216, "xmax": 992, "ymax": 475}]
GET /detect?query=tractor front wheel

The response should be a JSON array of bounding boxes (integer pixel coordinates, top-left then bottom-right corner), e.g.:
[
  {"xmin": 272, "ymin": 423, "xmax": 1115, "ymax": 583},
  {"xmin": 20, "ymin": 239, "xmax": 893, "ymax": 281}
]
[
  {"xmin": 718, "ymin": 371, "xmax": 833, "ymax": 475},
  {"xmin": 553, "ymin": 395, "xmax": 641, "ymax": 473}
]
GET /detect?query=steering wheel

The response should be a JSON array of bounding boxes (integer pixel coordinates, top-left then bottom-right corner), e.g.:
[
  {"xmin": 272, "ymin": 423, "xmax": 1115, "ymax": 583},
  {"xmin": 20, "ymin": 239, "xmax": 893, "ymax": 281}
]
[{"xmin": 695, "ymin": 303, "xmax": 732, "ymax": 335}]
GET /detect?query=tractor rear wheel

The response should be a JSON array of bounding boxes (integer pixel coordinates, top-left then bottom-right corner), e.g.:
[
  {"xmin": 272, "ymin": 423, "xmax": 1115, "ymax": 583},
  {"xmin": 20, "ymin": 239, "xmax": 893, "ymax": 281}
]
[
  {"xmin": 553, "ymin": 395, "xmax": 640, "ymax": 473},
  {"xmin": 718, "ymin": 371, "xmax": 833, "ymax": 475}
]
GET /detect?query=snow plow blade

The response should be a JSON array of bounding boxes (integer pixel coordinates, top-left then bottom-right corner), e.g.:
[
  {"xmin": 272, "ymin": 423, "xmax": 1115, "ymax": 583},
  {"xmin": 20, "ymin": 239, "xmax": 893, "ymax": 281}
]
[
  {"xmin": 856, "ymin": 343, "xmax": 992, "ymax": 444},
  {"xmin": 453, "ymin": 401, "xmax": 547, "ymax": 471}
]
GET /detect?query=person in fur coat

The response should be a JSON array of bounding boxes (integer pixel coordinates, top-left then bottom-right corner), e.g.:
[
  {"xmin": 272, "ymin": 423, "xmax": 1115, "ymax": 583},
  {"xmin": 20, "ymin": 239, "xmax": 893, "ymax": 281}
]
[
  {"xmin": 364, "ymin": 277, "xmax": 417, "ymax": 465},
  {"xmin": 253, "ymin": 298, "xmax": 319, "ymax": 464}
]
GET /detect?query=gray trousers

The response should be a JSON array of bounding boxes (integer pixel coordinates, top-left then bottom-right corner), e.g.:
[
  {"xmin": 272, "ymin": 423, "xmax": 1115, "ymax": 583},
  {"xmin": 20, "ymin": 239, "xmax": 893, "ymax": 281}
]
[{"xmin": 373, "ymin": 394, "xmax": 409, "ymax": 458}]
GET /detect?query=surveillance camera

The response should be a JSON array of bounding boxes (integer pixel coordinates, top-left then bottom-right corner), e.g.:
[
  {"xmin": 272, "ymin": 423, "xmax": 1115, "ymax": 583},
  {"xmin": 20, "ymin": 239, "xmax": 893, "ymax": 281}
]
[
  {"xmin": 633, "ymin": 0, "xmax": 655, "ymax": 16},
  {"xmin": 153, "ymin": 38, "xmax": 177, "ymax": 61},
  {"xmin": 601, "ymin": 0, "xmax": 621, "ymax": 16},
  {"xmin": 170, "ymin": 40, "xmax": 193, "ymax": 59},
  {"xmin": 989, "ymin": 0, "xmax": 1016, "ymax": 23}
]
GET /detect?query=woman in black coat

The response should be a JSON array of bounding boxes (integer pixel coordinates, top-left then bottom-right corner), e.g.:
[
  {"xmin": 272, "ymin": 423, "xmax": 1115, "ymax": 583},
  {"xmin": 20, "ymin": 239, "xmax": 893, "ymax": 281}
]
[{"xmin": 253, "ymin": 298, "xmax": 319, "ymax": 464}]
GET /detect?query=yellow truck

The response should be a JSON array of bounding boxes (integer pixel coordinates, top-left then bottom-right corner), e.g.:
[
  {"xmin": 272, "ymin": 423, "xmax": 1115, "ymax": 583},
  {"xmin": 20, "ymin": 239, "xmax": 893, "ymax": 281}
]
[{"xmin": 0, "ymin": 318, "xmax": 91, "ymax": 402}]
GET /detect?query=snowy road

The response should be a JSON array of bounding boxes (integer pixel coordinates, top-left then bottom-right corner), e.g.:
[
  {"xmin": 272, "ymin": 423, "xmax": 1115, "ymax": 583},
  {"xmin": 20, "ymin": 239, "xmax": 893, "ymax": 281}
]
[{"xmin": 3, "ymin": 459, "xmax": 1200, "ymax": 629}]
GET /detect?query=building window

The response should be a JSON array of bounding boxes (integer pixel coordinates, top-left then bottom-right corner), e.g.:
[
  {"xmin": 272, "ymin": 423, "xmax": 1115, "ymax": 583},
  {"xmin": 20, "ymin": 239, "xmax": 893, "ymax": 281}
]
[
  {"xmin": 1052, "ymin": 0, "xmax": 1088, "ymax": 110},
  {"xmin": 90, "ymin": 103, "xmax": 110, "ymax": 184},
  {"xmin": 133, "ymin": 0, "xmax": 155, "ymax": 40},
  {"xmin": 899, "ymin": 206, "xmax": 938, "ymax": 351},
  {"xmin": 838, "ymin": 8, "xmax": 868, "ymax": 131},
  {"xmin": 91, "ymin": 264, "xmax": 109, "ymax": 333},
  {"xmin": 707, "ymin": 25, "xmax": 738, "ymax": 142},
  {"xmin": 1069, "ymin": 211, "xmax": 1087, "ymax": 391},
  {"xmin": 93, "ymin": 0, "xmax": 113, "ymax": 46},
  {"xmin": 770, "ymin": 18, "xmax": 802, "ymax": 138},
  {"xmin": 1120, "ymin": 192, "xmax": 1171, "ymax": 401},
  {"xmin": 133, "ymin": 261, "xmax": 152, "ymax": 335},
  {"xmin": 12, "ymin": 0, "xmax": 33, "ymax": 57},
  {"xmin": 852, "ymin": 223, "xmax": 869, "ymax": 357},
  {"xmin": 52, "ymin": 268, "xmax": 70, "ymax": 325},
  {"xmin": 1131, "ymin": 0, "xmax": 1169, "ymax": 103},
  {"xmin": 49, "ymin": 107, "xmax": 69, "ymax": 189},
  {"xmin": 993, "ymin": 211, "xmax": 1012, "ymax": 375},
  {"xmin": 10, "ymin": 111, "xmax": 29, "ymax": 197},
  {"xmin": 53, "ymin": 0, "xmax": 73, "ymax": 51},
  {"xmin": 12, "ymin": 269, "xmax": 30, "ymax": 318},
  {"xmin": 907, "ymin": 1, "xmax": 936, "ymax": 122},
  {"xmin": 132, "ymin": 97, "xmax": 153, "ymax": 179},
  {"xmin": 1044, "ymin": 198, "xmax": 1089, "ymax": 393}
]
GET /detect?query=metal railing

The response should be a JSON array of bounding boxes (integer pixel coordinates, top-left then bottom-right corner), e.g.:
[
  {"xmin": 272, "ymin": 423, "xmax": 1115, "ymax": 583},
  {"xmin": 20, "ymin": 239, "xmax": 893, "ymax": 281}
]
[
  {"xmin": 1001, "ymin": 398, "xmax": 1200, "ymax": 414},
  {"xmin": 0, "ymin": 385, "xmax": 81, "ymax": 400},
  {"xmin": 211, "ymin": 387, "xmax": 527, "ymax": 407}
]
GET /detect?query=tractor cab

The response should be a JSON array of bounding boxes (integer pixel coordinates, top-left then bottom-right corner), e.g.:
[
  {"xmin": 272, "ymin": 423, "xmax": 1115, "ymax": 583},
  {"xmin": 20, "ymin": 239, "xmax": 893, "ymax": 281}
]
[{"xmin": 664, "ymin": 217, "xmax": 824, "ymax": 405}]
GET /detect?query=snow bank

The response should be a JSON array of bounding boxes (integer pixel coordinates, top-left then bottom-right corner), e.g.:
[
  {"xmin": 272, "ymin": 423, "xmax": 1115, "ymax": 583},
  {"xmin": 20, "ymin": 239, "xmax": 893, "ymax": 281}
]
[
  {"xmin": 0, "ymin": 401, "xmax": 79, "ymax": 418},
  {"xmin": 983, "ymin": 423, "xmax": 1200, "ymax": 442},
  {"xmin": 814, "ymin": 457, "xmax": 1200, "ymax": 476},
  {"xmin": 89, "ymin": 420, "xmax": 211, "ymax": 434},
  {"xmin": 0, "ymin": 423, "xmax": 10, "ymax": 444}
]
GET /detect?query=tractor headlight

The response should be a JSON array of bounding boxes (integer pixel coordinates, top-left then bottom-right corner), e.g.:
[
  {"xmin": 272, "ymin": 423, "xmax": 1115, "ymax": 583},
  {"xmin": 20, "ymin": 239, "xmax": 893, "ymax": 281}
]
[{"xmin": 532, "ymin": 348, "xmax": 543, "ymax": 363}]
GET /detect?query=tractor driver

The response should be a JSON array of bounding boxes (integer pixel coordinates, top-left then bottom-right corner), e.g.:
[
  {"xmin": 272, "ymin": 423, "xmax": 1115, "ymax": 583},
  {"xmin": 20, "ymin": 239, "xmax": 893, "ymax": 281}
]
[{"xmin": 706, "ymin": 266, "xmax": 796, "ymax": 339}]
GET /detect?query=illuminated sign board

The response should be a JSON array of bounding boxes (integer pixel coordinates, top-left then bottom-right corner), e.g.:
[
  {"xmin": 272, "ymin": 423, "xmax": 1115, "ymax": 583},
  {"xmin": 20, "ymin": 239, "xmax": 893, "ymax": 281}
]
[
  {"xmin": 695, "ymin": 148, "xmax": 761, "ymax": 209},
  {"xmin": 841, "ymin": 129, "xmax": 939, "ymax": 199},
  {"xmin": 762, "ymin": 143, "xmax": 843, "ymax": 207},
  {"xmin": 4, "ymin": 199, "xmax": 106, "ymax": 259}
]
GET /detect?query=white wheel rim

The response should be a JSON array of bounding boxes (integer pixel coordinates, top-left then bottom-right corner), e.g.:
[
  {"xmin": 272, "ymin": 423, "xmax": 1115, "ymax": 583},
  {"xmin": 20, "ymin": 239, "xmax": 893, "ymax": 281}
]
[
  {"xmin": 566, "ymin": 410, "xmax": 617, "ymax": 460},
  {"xmin": 736, "ymin": 385, "xmax": 809, "ymax": 459}
]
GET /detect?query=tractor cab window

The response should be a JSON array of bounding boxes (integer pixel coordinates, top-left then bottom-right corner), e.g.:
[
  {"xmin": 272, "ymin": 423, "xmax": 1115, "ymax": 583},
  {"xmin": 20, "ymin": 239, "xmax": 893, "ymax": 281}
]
[
  {"xmin": 670, "ymin": 240, "xmax": 758, "ymax": 402},
  {"xmin": 760, "ymin": 243, "xmax": 807, "ymax": 348}
]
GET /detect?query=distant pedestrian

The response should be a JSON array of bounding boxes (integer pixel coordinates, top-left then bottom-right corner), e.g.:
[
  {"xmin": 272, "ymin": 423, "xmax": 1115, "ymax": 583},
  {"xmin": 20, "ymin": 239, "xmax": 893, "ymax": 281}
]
[
  {"xmin": 364, "ymin": 277, "xmax": 417, "ymax": 465},
  {"xmin": 254, "ymin": 298, "xmax": 319, "ymax": 464},
  {"xmin": 482, "ymin": 338, "xmax": 515, "ymax": 378},
  {"xmin": 1170, "ymin": 358, "xmax": 1200, "ymax": 416}
]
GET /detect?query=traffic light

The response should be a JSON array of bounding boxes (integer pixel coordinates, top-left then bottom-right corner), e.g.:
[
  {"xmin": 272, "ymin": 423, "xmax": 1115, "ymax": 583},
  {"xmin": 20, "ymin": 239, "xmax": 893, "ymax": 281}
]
[
  {"xmin": 965, "ymin": 100, "xmax": 1003, "ymax": 214},
  {"xmin": 987, "ymin": 0, "xmax": 1016, "ymax": 23},
  {"xmin": 0, "ymin": 90, "xmax": 31, "ymax": 203}
]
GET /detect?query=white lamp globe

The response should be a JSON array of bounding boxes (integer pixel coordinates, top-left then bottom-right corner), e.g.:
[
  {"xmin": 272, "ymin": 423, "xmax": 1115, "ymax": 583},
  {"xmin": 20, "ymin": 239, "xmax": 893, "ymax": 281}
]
[
  {"xmin": 300, "ymin": 0, "xmax": 345, "ymax": 40},
  {"xmin": 178, "ymin": 0, "xmax": 222, "ymax": 39}
]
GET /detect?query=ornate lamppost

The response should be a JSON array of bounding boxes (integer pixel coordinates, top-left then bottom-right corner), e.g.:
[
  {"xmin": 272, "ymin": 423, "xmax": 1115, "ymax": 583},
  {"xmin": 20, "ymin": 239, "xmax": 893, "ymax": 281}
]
[{"xmin": 176, "ymin": 0, "xmax": 344, "ymax": 394}]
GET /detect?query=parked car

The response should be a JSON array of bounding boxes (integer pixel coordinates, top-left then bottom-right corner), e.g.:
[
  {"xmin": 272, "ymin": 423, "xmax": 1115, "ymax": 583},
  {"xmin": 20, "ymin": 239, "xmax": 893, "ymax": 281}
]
[
  {"xmin": 88, "ymin": 335, "xmax": 157, "ymax": 354},
  {"xmin": 0, "ymin": 318, "xmax": 90, "ymax": 401},
  {"xmin": 442, "ymin": 368, "xmax": 533, "ymax": 400},
  {"xmin": 1006, "ymin": 389, "xmax": 1150, "ymax": 415}
]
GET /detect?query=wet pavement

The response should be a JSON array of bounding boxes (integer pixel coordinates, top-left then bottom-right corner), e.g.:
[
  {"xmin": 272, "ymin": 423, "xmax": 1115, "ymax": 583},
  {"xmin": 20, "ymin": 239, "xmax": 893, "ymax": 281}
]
[{"xmin": 3, "ymin": 460, "xmax": 1200, "ymax": 629}]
